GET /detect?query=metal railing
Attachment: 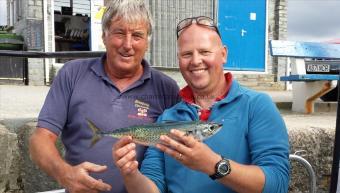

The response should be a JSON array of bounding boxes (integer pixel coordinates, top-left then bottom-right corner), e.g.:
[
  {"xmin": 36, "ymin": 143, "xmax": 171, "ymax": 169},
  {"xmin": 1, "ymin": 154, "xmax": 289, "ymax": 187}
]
[
  {"xmin": 290, "ymin": 152, "xmax": 317, "ymax": 193},
  {"xmin": 0, "ymin": 50, "xmax": 105, "ymax": 58}
]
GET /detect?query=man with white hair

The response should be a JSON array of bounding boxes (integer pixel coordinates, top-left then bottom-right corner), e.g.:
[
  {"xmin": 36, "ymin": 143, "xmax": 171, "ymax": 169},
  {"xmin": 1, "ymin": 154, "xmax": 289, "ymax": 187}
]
[{"xmin": 29, "ymin": 1, "xmax": 179, "ymax": 193}]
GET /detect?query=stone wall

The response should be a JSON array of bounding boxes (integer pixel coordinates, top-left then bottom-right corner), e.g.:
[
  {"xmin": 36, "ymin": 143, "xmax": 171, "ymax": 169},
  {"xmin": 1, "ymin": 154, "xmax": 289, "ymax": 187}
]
[
  {"xmin": 0, "ymin": 120, "xmax": 336, "ymax": 193},
  {"xmin": 0, "ymin": 124, "xmax": 22, "ymax": 193},
  {"xmin": 289, "ymin": 127, "xmax": 334, "ymax": 193},
  {"xmin": 0, "ymin": 122, "xmax": 62, "ymax": 193}
]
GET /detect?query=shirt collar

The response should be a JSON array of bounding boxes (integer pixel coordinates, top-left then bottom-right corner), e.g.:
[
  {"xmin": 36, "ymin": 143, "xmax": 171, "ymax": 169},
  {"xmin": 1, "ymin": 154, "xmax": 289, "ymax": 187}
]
[{"xmin": 179, "ymin": 72, "xmax": 233, "ymax": 105}]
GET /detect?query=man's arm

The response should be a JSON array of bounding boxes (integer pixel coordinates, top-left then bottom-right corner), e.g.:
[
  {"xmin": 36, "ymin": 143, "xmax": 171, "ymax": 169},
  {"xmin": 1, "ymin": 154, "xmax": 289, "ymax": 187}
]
[
  {"xmin": 156, "ymin": 94, "xmax": 289, "ymax": 193},
  {"xmin": 216, "ymin": 160, "xmax": 265, "ymax": 193},
  {"xmin": 29, "ymin": 128, "xmax": 112, "ymax": 193},
  {"xmin": 156, "ymin": 130, "xmax": 265, "ymax": 193},
  {"xmin": 113, "ymin": 136, "xmax": 160, "ymax": 193}
]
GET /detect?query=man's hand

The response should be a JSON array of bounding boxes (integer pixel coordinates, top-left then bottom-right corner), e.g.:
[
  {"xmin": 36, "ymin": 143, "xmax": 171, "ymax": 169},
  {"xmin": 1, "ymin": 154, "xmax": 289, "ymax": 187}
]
[
  {"xmin": 156, "ymin": 129, "xmax": 221, "ymax": 175},
  {"xmin": 113, "ymin": 136, "xmax": 139, "ymax": 176},
  {"xmin": 59, "ymin": 162, "xmax": 111, "ymax": 193}
]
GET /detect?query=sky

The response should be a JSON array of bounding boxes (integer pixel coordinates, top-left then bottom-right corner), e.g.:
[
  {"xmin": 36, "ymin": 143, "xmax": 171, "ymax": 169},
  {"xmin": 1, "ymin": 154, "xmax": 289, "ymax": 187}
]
[
  {"xmin": 0, "ymin": 0, "xmax": 6, "ymax": 26},
  {"xmin": 288, "ymin": 0, "xmax": 340, "ymax": 42}
]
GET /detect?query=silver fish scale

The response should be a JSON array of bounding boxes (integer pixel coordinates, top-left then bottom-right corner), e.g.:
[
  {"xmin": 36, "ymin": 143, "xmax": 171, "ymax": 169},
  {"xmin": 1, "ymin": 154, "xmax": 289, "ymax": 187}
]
[{"xmin": 131, "ymin": 127, "xmax": 170, "ymax": 145}]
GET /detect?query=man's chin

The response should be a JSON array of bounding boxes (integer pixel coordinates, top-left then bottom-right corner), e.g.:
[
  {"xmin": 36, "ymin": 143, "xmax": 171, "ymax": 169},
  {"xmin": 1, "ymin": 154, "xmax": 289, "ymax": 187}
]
[{"xmin": 189, "ymin": 82, "xmax": 209, "ymax": 91}]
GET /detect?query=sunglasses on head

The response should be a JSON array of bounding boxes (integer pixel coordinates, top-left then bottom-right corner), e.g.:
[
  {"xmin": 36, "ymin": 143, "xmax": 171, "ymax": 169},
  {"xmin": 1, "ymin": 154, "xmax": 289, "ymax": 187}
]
[{"xmin": 176, "ymin": 16, "xmax": 221, "ymax": 39}]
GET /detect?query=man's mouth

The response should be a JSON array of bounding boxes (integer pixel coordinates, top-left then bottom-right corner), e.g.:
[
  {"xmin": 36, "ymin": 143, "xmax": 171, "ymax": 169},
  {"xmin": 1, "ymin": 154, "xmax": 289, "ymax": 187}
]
[
  {"xmin": 190, "ymin": 69, "xmax": 207, "ymax": 75},
  {"xmin": 120, "ymin": 53, "xmax": 133, "ymax": 58}
]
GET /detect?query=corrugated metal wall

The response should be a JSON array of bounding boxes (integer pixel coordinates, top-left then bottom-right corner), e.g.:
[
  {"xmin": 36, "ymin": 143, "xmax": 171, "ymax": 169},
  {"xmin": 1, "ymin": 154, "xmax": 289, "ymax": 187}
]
[
  {"xmin": 53, "ymin": 0, "xmax": 215, "ymax": 69},
  {"xmin": 146, "ymin": 0, "xmax": 216, "ymax": 68},
  {"xmin": 54, "ymin": 0, "xmax": 70, "ymax": 11},
  {"xmin": 72, "ymin": 0, "xmax": 91, "ymax": 16},
  {"xmin": 55, "ymin": 0, "xmax": 90, "ymax": 16}
]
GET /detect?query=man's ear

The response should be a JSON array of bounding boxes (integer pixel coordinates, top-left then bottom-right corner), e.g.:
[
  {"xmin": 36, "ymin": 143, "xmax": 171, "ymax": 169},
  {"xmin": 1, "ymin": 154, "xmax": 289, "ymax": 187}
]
[
  {"xmin": 102, "ymin": 32, "xmax": 106, "ymax": 46},
  {"xmin": 222, "ymin": 45, "xmax": 228, "ymax": 64}
]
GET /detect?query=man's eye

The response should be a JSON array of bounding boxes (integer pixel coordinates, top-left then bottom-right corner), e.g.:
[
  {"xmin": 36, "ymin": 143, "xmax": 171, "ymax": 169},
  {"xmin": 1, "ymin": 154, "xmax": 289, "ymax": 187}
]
[
  {"xmin": 201, "ymin": 50, "xmax": 211, "ymax": 55},
  {"xmin": 111, "ymin": 31, "xmax": 124, "ymax": 37},
  {"xmin": 133, "ymin": 33, "xmax": 145, "ymax": 39},
  {"xmin": 182, "ymin": 53, "xmax": 192, "ymax": 58}
]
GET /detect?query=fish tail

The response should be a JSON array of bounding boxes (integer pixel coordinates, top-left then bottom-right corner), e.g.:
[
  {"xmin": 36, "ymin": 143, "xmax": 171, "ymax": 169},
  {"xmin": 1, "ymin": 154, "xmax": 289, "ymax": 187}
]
[{"xmin": 86, "ymin": 118, "xmax": 102, "ymax": 147}]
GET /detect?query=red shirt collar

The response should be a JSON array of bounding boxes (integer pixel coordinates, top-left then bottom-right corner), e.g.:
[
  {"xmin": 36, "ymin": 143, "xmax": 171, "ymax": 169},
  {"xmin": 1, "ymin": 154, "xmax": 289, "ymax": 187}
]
[{"xmin": 179, "ymin": 72, "xmax": 233, "ymax": 105}]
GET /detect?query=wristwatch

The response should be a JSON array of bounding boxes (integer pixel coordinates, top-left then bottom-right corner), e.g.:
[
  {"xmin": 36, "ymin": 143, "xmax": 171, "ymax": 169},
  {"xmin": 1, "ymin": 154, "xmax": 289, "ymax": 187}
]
[{"xmin": 209, "ymin": 156, "xmax": 231, "ymax": 180}]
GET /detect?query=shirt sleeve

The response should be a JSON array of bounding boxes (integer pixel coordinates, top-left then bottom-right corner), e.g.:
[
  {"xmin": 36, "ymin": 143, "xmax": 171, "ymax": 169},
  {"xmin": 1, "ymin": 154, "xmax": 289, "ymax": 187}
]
[
  {"xmin": 37, "ymin": 65, "xmax": 73, "ymax": 135},
  {"xmin": 140, "ymin": 115, "xmax": 167, "ymax": 193},
  {"xmin": 248, "ymin": 93, "xmax": 290, "ymax": 193},
  {"xmin": 140, "ymin": 147, "xmax": 167, "ymax": 193}
]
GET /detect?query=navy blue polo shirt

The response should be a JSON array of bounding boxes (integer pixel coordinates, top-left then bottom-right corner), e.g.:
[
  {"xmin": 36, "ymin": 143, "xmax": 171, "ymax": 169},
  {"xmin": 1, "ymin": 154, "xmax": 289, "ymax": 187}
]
[{"xmin": 37, "ymin": 55, "xmax": 179, "ymax": 193}]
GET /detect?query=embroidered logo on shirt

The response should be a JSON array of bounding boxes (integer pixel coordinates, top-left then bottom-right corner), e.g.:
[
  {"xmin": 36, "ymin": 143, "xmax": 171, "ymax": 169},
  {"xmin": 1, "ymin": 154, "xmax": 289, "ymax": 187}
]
[
  {"xmin": 127, "ymin": 99, "xmax": 152, "ymax": 121},
  {"xmin": 135, "ymin": 100, "xmax": 149, "ymax": 117}
]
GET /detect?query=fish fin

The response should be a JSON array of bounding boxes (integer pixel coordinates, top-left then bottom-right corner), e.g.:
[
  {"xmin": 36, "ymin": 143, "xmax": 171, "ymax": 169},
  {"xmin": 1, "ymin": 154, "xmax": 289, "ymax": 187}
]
[{"xmin": 86, "ymin": 118, "xmax": 103, "ymax": 148}]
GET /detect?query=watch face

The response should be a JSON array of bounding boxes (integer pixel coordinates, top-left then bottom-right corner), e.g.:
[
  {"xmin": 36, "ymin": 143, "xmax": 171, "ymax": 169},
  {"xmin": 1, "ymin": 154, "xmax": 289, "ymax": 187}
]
[{"xmin": 218, "ymin": 161, "xmax": 230, "ymax": 175}]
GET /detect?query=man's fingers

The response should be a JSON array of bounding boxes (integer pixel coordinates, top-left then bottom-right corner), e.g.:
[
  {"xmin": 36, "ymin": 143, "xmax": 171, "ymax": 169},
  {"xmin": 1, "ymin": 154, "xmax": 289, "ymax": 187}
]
[
  {"xmin": 81, "ymin": 162, "xmax": 108, "ymax": 173},
  {"xmin": 73, "ymin": 163, "xmax": 112, "ymax": 192},
  {"xmin": 121, "ymin": 160, "xmax": 139, "ymax": 175},
  {"xmin": 115, "ymin": 148, "xmax": 136, "ymax": 168},
  {"xmin": 170, "ymin": 129, "xmax": 197, "ymax": 148},
  {"xmin": 159, "ymin": 134, "xmax": 190, "ymax": 153},
  {"xmin": 114, "ymin": 136, "xmax": 133, "ymax": 150},
  {"xmin": 156, "ymin": 143, "xmax": 184, "ymax": 161},
  {"xmin": 114, "ymin": 142, "xmax": 136, "ymax": 159},
  {"xmin": 85, "ymin": 176, "xmax": 112, "ymax": 192}
]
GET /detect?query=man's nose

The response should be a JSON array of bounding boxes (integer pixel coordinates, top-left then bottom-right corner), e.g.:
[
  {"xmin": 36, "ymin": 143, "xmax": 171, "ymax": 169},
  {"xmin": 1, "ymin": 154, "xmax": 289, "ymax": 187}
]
[
  {"xmin": 122, "ymin": 35, "xmax": 132, "ymax": 50},
  {"xmin": 191, "ymin": 52, "xmax": 202, "ymax": 65}
]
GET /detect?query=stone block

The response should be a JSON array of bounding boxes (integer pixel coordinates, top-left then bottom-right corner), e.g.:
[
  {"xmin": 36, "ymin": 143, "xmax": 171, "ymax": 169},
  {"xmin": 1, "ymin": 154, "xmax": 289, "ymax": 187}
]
[
  {"xmin": 36, "ymin": 0, "xmax": 43, "ymax": 6},
  {"xmin": 0, "ymin": 124, "xmax": 22, "ymax": 193},
  {"xmin": 17, "ymin": 122, "xmax": 63, "ymax": 193},
  {"xmin": 28, "ymin": 59, "xmax": 45, "ymax": 86},
  {"xmin": 288, "ymin": 127, "xmax": 334, "ymax": 193},
  {"xmin": 28, "ymin": 0, "xmax": 35, "ymax": 6}
]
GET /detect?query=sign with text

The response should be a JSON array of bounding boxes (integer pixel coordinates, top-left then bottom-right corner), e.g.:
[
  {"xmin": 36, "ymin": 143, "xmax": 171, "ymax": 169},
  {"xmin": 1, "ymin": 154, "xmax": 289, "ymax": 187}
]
[
  {"xmin": 27, "ymin": 19, "xmax": 44, "ymax": 50},
  {"xmin": 90, "ymin": 0, "xmax": 106, "ymax": 51}
]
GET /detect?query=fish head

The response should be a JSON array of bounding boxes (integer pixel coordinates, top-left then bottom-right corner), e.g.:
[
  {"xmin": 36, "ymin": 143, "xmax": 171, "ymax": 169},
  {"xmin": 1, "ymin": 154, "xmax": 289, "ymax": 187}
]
[{"xmin": 194, "ymin": 122, "xmax": 223, "ymax": 140}]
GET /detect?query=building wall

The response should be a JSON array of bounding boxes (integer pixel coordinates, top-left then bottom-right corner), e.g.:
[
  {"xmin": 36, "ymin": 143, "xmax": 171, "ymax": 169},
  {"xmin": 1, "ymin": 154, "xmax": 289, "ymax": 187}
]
[
  {"xmin": 162, "ymin": 0, "xmax": 288, "ymax": 90},
  {"xmin": 230, "ymin": 0, "xmax": 287, "ymax": 90},
  {"xmin": 13, "ymin": 0, "xmax": 288, "ymax": 90},
  {"xmin": 232, "ymin": 0, "xmax": 287, "ymax": 91},
  {"xmin": 11, "ymin": 0, "xmax": 46, "ymax": 85}
]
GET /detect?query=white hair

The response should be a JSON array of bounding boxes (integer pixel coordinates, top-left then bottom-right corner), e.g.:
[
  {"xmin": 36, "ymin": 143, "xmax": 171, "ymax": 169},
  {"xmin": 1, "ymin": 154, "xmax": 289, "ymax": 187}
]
[{"xmin": 101, "ymin": 0, "xmax": 153, "ymax": 39}]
